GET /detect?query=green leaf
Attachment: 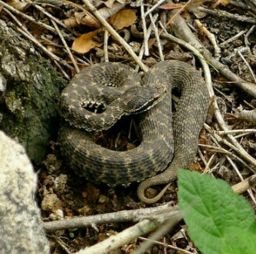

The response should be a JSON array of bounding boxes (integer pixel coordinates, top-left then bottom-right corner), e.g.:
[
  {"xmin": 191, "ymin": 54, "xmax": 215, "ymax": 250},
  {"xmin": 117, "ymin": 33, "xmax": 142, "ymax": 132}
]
[
  {"xmin": 221, "ymin": 227, "xmax": 256, "ymax": 254},
  {"xmin": 178, "ymin": 169, "xmax": 256, "ymax": 254}
]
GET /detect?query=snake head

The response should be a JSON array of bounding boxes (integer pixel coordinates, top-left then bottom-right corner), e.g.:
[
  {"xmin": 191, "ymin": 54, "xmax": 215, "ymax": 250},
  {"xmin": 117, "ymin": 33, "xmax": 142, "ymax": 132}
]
[{"xmin": 122, "ymin": 85, "xmax": 167, "ymax": 114}]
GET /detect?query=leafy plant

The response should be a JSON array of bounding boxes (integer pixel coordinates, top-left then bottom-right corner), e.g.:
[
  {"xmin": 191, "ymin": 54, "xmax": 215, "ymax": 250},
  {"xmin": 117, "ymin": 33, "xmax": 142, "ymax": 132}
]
[{"xmin": 178, "ymin": 169, "xmax": 256, "ymax": 254}]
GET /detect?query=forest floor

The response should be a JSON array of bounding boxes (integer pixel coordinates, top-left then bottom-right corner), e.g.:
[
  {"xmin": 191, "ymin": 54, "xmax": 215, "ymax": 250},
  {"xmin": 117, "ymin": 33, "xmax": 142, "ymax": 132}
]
[{"xmin": 2, "ymin": 0, "xmax": 256, "ymax": 253}]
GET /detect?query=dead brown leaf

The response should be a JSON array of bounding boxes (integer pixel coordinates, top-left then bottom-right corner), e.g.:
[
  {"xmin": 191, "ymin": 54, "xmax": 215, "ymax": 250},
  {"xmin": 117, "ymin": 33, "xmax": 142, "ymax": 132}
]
[
  {"xmin": 103, "ymin": 0, "xmax": 127, "ymax": 8},
  {"xmin": 159, "ymin": 2, "xmax": 184, "ymax": 10},
  {"xmin": 64, "ymin": 3, "xmax": 126, "ymax": 28},
  {"xmin": 166, "ymin": 0, "xmax": 207, "ymax": 26},
  {"xmin": 162, "ymin": 0, "xmax": 209, "ymax": 11},
  {"xmin": 186, "ymin": 0, "xmax": 211, "ymax": 10},
  {"xmin": 103, "ymin": 0, "xmax": 116, "ymax": 8},
  {"xmin": 64, "ymin": 11, "xmax": 100, "ymax": 28},
  {"xmin": 212, "ymin": 0, "xmax": 230, "ymax": 8},
  {"xmin": 72, "ymin": 29, "xmax": 103, "ymax": 54},
  {"xmin": 98, "ymin": 3, "xmax": 127, "ymax": 20},
  {"xmin": 6, "ymin": 0, "xmax": 29, "ymax": 10},
  {"xmin": 109, "ymin": 9, "xmax": 137, "ymax": 30},
  {"xmin": 189, "ymin": 162, "xmax": 204, "ymax": 172}
]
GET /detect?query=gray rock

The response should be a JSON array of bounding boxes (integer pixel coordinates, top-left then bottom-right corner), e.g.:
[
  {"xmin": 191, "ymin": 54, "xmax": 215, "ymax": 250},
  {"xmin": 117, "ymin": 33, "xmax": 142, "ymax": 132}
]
[{"xmin": 0, "ymin": 131, "xmax": 49, "ymax": 254}]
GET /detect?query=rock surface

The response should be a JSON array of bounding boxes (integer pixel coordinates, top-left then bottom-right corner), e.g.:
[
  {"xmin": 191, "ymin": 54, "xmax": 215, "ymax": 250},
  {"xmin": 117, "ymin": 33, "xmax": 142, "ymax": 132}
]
[
  {"xmin": 0, "ymin": 19, "xmax": 65, "ymax": 162},
  {"xmin": 0, "ymin": 131, "xmax": 49, "ymax": 253}
]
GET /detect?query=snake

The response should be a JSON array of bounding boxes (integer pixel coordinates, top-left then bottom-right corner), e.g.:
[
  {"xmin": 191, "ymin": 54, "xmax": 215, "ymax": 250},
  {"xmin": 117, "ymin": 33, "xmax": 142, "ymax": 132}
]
[{"xmin": 59, "ymin": 60, "xmax": 209, "ymax": 203}]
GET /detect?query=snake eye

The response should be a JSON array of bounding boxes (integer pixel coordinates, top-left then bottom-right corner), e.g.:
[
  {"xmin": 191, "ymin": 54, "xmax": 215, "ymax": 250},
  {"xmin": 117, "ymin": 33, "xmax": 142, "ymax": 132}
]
[
  {"xmin": 134, "ymin": 98, "xmax": 159, "ymax": 113},
  {"xmin": 123, "ymin": 86, "xmax": 165, "ymax": 114},
  {"xmin": 81, "ymin": 101, "xmax": 106, "ymax": 113}
]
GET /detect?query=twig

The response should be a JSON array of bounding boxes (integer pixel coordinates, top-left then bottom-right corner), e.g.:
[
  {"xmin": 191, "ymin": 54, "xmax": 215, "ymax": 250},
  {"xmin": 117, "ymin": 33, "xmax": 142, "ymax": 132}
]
[
  {"xmin": 3, "ymin": 8, "xmax": 72, "ymax": 74},
  {"xmin": 226, "ymin": 156, "xmax": 256, "ymax": 202},
  {"xmin": 219, "ymin": 30, "xmax": 247, "ymax": 48},
  {"xmin": 160, "ymin": 19, "xmax": 256, "ymax": 210},
  {"xmin": 44, "ymin": 203, "xmax": 177, "ymax": 232},
  {"xmin": 203, "ymin": 154, "xmax": 216, "ymax": 173},
  {"xmin": 228, "ymin": 156, "xmax": 256, "ymax": 205},
  {"xmin": 202, "ymin": 123, "xmax": 256, "ymax": 202},
  {"xmin": 203, "ymin": 124, "xmax": 255, "ymax": 173},
  {"xmin": 16, "ymin": 27, "xmax": 72, "ymax": 69},
  {"xmin": 53, "ymin": 60, "xmax": 70, "ymax": 79},
  {"xmin": 207, "ymin": 129, "xmax": 255, "ymax": 173},
  {"xmin": 53, "ymin": 236, "xmax": 73, "ymax": 254},
  {"xmin": 230, "ymin": 0, "xmax": 256, "ymax": 14},
  {"xmin": 138, "ymin": 237, "xmax": 195, "ymax": 254},
  {"xmin": 245, "ymin": 25, "xmax": 255, "ymax": 46},
  {"xmin": 33, "ymin": 3, "xmax": 67, "ymax": 29},
  {"xmin": 232, "ymin": 175, "xmax": 256, "ymax": 194},
  {"xmin": 135, "ymin": 14, "xmax": 157, "ymax": 72},
  {"xmin": 103, "ymin": 30, "xmax": 109, "ymax": 62},
  {"xmin": 222, "ymin": 46, "xmax": 249, "ymax": 63},
  {"xmin": 165, "ymin": 12, "xmax": 256, "ymax": 167},
  {"xmin": 144, "ymin": 0, "xmax": 166, "ymax": 17},
  {"xmin": 194, "ymin": 19, "xmax": 220, "ymax": 59},
  {"xmin": 166, "ymin": 0, "xmax": 193, "ymax": 26},
  {"xmin": 198, "ymin": 6, "xmax": 256, "ymax": 24},
  {"xmin": 81, "ymin": 0, "xmax": 148, "ymax": 72},
  {"xmin": 199, "ymin": 143, "xmax": 231, "ymax": 155},
  {"xmin": 51, "ymin": 20, "xmax": 80, "ymax": 73},
  {"xmin": 203, "ymin": 123, "xmax": 256, "ymax": 205},
  {"xmin": 75, "ymin": 213, "xmax": 179, "ymax": 254},
  {"xmin": 134, "ymin": 212, "xmax": 182, "ymax": 254},
  {"xmin": 0, "ymin": 0, "xmax": 58, "ymax": 34},
  {"xmin": 217, "ymin": 129, "xmax": 256, "ymax": 135},
  {"xmin": 149, "ymin": 13, "xmax": 164, "ymax": 61},
  {"xmin": 248, "ymin": 0, "xmax": 256, "ymax": 8},
  {"xmin": 134, "ymin": 166, "xmax": 253, "ymax": 254},
  {"xmin": 158, "ymin": 22, "xmax": 212, "ymax": 93},
  {"xmin": 198, "ymin": 148, "xmax": 208, "ymax": 167},
  {"xmin": 141, "ymin": 1, "xmax": 149, "ymax": 56},
  {"xmin": 237, "ymin": 49, "xmax": 256, "ymax": 83},
  {"xmin": 168, "ymin": 12, "xmax": 256, "ymax": 98}
]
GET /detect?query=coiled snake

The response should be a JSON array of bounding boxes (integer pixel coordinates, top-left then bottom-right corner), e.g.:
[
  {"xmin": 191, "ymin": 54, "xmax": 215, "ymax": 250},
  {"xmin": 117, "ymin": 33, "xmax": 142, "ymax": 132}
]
[{"xmin": 59, "ymin": 60, "xmax": 209, "ymax": 203}]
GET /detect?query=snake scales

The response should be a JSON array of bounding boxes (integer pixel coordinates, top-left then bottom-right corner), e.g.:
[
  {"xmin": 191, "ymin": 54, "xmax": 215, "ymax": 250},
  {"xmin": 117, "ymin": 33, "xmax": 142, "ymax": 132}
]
[{"xmin": 59, "ymin": 60, "xmax": 209, "ymax": 203}]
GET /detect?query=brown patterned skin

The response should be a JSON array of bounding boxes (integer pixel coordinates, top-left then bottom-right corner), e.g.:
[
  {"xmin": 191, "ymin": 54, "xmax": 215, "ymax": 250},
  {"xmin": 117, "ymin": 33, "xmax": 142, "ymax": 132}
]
[{"xmin": 59, "ymin": 61, "xmax": 209, "ymax": 203}]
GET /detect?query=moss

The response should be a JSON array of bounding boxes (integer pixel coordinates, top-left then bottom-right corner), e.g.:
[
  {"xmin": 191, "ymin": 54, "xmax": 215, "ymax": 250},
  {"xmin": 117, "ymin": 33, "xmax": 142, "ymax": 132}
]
[{"xmin": 1, "ymin": 54, "xmax": 66, "ymax": 163}]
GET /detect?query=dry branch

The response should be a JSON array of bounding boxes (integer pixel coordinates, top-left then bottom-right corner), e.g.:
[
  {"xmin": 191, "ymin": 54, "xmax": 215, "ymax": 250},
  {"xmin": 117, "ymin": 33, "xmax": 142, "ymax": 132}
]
[
  {"xmin": 168, "ymin": 12, "xmax": 256, "ymax": 98},
  {"xmin": 81, "ymin": 0, "xmax": 148, "ymax": 72},
  {"xmin": 44, "ymin": 203, "xmax": 178, "ymax": 232}
]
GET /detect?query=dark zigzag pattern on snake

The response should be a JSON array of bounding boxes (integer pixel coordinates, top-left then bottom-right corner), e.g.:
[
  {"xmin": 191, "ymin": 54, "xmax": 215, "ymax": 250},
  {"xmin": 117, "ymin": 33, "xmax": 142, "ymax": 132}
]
[{"xmin": 59, "ymin": 60, "xmax": 209, "ymax": 193}]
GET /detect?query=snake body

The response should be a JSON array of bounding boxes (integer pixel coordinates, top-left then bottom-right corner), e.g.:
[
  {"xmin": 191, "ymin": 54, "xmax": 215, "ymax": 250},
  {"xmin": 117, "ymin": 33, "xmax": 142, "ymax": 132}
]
[{"xmin": 59, "ymin": 60, "xmax": 209, "ymax": 202}]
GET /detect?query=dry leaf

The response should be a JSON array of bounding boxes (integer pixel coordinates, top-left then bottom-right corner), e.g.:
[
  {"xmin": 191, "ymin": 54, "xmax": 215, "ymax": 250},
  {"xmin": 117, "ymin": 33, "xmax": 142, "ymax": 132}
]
[
  {"xmin": 29, "ymin": 23, "xmax": 45, "ymax": 38},
  {"xmin": 103, "ymin": 0, "xmax": 116, "ymax": 8},
  {"xmin": 72, "ymin": 30, "xmax": 102, "ymax": 54},
  {"xmin": 212, "ymin": 0, "xmax": 230, "ymax": 8},
  {"xmin": 64, "ymin": 3, "xmax": 125, "ymax": 28},
  {"xmin": 64, "ymin": 12, "xmax": 100, "ymax": 28},
  {"xmin": 159, "ymin": 3, "xmax": 184, "ymax": 10},
  {"xmin": 98, "ymin": 2, "xmax": 126, "ymax": 20},
  {"xmin": 109, "ymin": 9, "xmax": 137, "ymax": 30},
  {"xmin": 186, "ymin": 0, "xmax": 210, "ymax": 18},
  {"xmin": 162, "ymin": 0, "xmax": 208, "ymax": 11},
  {"xmin": 64, "ymin": 3, "xmax": 126, "ymax": 28},
  {"xmin": 103, "ymin": 0, "xmax": 127, "ymax": 8},
  {"xmin": 189, "ymin": 162, "xmax": 203, "ymax": 172},
  {"xmin": 6, "ymin": 0, "xmax": 29, "ymax": 10}
]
